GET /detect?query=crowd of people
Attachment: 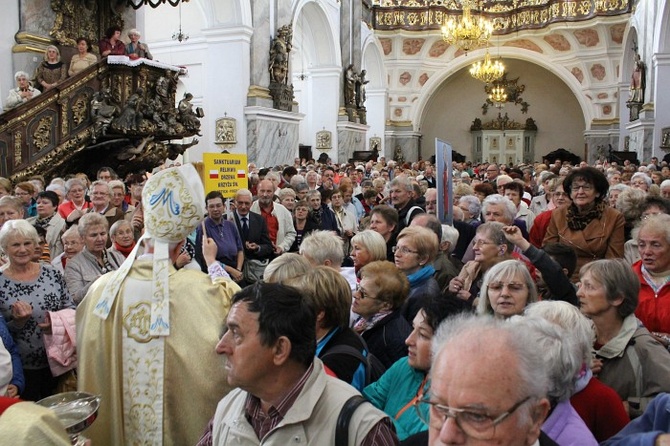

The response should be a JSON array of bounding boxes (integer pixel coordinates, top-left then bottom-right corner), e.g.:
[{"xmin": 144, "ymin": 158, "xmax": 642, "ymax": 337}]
[
  {"xmin": 0, "ymin": 154, "xmax": 670, "ymax": 445},
  {"xmin": 3, "ymin": 26, "xmax": 152, "ymax": 111}
]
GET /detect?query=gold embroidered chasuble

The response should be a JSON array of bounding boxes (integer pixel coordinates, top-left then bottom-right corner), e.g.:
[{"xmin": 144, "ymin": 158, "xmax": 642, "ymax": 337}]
[{"xmin": 77, "ymin": 260, "xmax": 239, "ymax": 445}]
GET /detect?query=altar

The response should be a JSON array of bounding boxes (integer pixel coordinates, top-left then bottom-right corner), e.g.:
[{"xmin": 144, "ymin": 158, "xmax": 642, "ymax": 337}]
[{"xmin": 470, "ymin": 114, "xmax": 537, "ymax": 164}]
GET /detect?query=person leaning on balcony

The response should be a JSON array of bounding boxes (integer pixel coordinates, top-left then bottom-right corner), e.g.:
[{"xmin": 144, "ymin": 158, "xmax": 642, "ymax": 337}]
[
  {"xmin": 68, "ymin": 37, "xmax": 97, "ymax": 77},
  {"xmin": 34, "ymin": 45, "xmax": 67, "ymax": 92},
  {"xmin": 4, "ymin": 71, "xmax": 41, "ymax": 111}
]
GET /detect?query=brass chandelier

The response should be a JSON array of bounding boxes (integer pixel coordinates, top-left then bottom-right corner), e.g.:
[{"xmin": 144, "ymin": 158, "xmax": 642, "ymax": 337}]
[
  {"xmin": 470, "ymin": 49, "xmax": 505, "ymax": 83},
  {"xmin": 489, "ymin": 85, "xmax": 508, "ymax": 108},
  {"xmin": 441, "ymin": 0, "xmax": 493, "ymax": 54}
]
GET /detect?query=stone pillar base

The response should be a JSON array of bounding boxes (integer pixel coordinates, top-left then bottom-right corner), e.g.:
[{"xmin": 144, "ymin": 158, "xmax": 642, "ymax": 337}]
[
  {"xmin": 245, "ymin": 106, "xmax": 304, "ymax": 167},
  {"xmin": 337, "ymin": 121, "xmax": 369, "ymax": 163}
]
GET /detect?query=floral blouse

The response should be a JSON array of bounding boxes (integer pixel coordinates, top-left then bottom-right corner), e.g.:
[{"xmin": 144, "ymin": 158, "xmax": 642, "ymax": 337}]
[{"xmin": 0, "ymin": 264, "xmax": 74, "ymax": 369}]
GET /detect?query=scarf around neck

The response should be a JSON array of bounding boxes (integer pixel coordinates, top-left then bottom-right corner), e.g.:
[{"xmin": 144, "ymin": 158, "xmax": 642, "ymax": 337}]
[
  {"xmin": 113, "ymin": 241, "xmax": 136, "ymax": 258},
  {"xmin": 566, "ymin": 201, "xmax": 605, "ymax": 231},
  {"xmin": 407, "ymin": 264, "xmax": 436, "ymax": 288}
]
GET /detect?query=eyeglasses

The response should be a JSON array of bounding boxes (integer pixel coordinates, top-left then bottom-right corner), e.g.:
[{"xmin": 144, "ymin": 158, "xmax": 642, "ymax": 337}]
[
  {"xmin": 14, "ymin": 191, "xmax": 30, "ymax": 196},
  {"xmin": 354, "ymin": 284, "xmax": 379, "ymax": 300},
  {"xmin": 552, "ymin": 192, "xmax": 568, "ymax": 197},
  {"xmin": 392, "ymin": 246, "xmax": 419, "ymax": 255},
  {"xmin": 487, "ymin": 282, "xmax": 526, "ymax": 292},
  {"xmin": 641, "ymin": 213, "xmax": 662, "ymax": 220},
  {"xmin": 472, "ymin": 239, "xmax": 496, "ymax": 247},
  {"xmin": 415, "ymin": 395, "xmax": 530, "ymax": 440},
  {"xmin": 571, "ymin": 184, "xmax": 594, "ymax": 192}
]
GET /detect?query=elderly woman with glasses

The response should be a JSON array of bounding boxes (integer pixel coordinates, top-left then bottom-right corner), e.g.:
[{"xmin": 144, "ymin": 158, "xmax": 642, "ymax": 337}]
[
  {"xmin": 352, "ymin": 261, "xmax": 411, "ymax": 369},
  {"xmin": 544, "ymin": 167, "xmax": 625, "ymax": 281},
  {"xmin": 579, "ymin": 259, "xmax": 670, "ymax": 419},
  {"xmin": 476, "ymin": 259, "xmax": 537, "ymax": 319},
  {"xmin": 447, "ymin": 222, "xmax": 513, "ymax": 307},
  {"xmin": 394, "ymin": 226, "xmax": 441, "ymax": 323},
  {"xmin": 64, "ymin": 212, "xmax": 124, "ymax": 304}
]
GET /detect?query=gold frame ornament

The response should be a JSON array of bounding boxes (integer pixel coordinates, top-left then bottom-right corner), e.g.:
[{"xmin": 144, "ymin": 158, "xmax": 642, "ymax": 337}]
[
  {"xmin": 316, "ymin": 130, "xmax": 332, "ymax": 150},
  {"xmin": 215, "ymin": 117, "xmax": 237, "ymax": 145}
]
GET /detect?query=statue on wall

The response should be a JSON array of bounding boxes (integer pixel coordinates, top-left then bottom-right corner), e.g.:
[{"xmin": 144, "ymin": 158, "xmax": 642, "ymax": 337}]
[
  {"xmin": 356, "ymin": 70, "xmax": 369, "ymax": 109},
  {"xmin": 628, "ymin": 50, "xmax": 646, "ymax": 104},
  {"xmin": 269, "ymin": 25, "xmax": 292, "ymax": 85},
  {"xmin": 393, "ymin": 145, "xmax": 405, "ymax": 164},
  {"xmin": 268, "ymin": 24, "xmax": 295, "ymax": 111},
  {"xmin": 344, "ymin": 64, "xmax": 357, "ymax": 108}
]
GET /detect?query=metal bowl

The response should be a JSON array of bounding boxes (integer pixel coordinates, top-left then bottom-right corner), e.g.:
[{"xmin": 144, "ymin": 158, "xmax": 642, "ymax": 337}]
[{"xmin": 36, "ymin": 391, "xmax": 101, "ymax": 435}]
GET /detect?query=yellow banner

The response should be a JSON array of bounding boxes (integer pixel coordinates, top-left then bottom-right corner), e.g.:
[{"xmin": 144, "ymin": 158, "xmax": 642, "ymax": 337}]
[{"xmin": 202, "ymin": 153, "xmax": 248, "ymax": 198}]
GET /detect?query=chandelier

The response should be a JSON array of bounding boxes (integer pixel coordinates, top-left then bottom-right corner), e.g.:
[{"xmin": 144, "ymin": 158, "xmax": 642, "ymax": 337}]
[
  {"xmin": 441, "ymin": 0, "xmax": 493, "ymax": 54},
  {"xmin": 470, "ymin": 49, "xmax": 505, "ymax": 83},
  {"xmin": 489, "ymin": 85, "xmax": 508, "ymax": 108}
]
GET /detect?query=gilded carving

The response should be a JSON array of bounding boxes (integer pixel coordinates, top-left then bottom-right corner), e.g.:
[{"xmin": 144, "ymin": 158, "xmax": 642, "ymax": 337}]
[
  {"xmin": 14, "ymin": 132, "xmax": 22, "ymax": 166},
  {"xmin": 50, "ymin": 0, "xmax": 122, "ymax": 49},
  {"xmin": 33, "ymin": 116, "xmax": 54, "ymax": 151},
  {"xmin": 72, "ymin": 95, "xmax": 89, "ymax": 127},
  {"xmin": 59, "ymin": 99, "xmax": 69, "ymax": 136},
  {"xmin": 372, "ymin": 0, "xmax": 629, "ymax": 33}
]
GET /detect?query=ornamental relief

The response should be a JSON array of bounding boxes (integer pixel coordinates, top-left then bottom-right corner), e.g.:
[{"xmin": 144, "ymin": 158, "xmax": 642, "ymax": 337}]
[{"xmin": 33, "ymin": 116, "xmax": 55, "ymax": 152}]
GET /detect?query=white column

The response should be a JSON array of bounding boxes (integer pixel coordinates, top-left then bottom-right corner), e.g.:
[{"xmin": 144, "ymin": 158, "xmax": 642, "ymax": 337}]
[
  {"xmin": 194, "ymin": 26, "xmax": 252, "ymax": 161},
  {"xmin": 303, "ymin": 66, "xmax": 341, "ymax": 160},
  {"xmin": 653, "ymin": 53, "xmax": 670, "ymax": 158},
  {"xmin": 365, "ymin": 87, "xmax": 387, "ymax": 153}
]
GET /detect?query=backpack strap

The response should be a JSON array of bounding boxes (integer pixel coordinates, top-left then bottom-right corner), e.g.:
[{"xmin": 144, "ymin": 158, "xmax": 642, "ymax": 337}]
[
  {"xmin": 405, "ymin": 206, "xmax": 423, "ymax": 226},
  {"xmin": 335, "ymin": 395, "xmax": 367, "ymax": 446},
  {"xmin": 321, "ymin": 344, "xmax": 372, "ymax": 385}
]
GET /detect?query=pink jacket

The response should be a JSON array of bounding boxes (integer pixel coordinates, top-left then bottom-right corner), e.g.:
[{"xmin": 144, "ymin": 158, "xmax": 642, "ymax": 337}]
[{"xmin": 42, "ymin": 309, "xmax": 77, "ymax": 376}]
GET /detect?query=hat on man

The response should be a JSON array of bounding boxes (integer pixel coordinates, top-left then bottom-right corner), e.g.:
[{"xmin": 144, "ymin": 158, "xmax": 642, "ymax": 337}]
[{"xmin": 93, "ymin": 164, "xmax": 205, "ymax": 336}]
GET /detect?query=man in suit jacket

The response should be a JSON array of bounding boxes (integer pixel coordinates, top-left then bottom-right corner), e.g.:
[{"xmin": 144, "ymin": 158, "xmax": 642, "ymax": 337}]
[{"xmin": 233, "ymin": 189, "xmax": 273, "ymax": 285}]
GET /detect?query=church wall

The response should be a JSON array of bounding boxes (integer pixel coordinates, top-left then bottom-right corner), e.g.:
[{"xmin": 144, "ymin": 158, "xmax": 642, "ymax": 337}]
[
  {"xmin": 0, "ymin": 1, "xmax": 21, "ymax": 106},
  {"xmin": 419, "ymin": 58, "xmax": 583, "ymax": 163}
]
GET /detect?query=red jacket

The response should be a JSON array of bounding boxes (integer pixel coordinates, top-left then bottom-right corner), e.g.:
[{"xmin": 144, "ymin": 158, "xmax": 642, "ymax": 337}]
[{"xmin": 633, "ymin": 260, "xmax": 670, "ymax": 333}]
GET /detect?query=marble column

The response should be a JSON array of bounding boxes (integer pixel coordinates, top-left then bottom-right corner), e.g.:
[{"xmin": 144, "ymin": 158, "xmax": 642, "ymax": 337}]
[
  {"xmin": 584, "ymin": 122, "xmax": 619, "ymax": 165},
  {"xmin": 248, "ymin": 0, "xmax": 272, "ymax": 107},
  {"xmin": 385, "ymin": 123, "xmax": 421, "ymax": 163},
  {"xmin": 337, "ymin": 120, "xmax": 368, "ymax": 163},
  {"xmin": 245, "ymin": 106, "xmax": 304, "ymax": 167},
  {"xmin": 626, "ymin": 107, "xmax": 655, "ymax": 163}
]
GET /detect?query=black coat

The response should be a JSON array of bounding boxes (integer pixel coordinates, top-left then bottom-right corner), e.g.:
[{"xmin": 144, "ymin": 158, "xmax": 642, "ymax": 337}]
[{"xmin": 361, "ymin": 309, "xmax": 411, "ymax": 370}]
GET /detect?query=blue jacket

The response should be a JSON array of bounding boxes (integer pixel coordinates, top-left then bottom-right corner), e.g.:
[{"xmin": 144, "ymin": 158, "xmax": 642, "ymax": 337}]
[
  {"xmin": 602, "ymin": 393, "xmax": 670, "ymax": 446},
  {"xmin": 0, "ymin": 316, "xmax": 24, "ymax": 393}
]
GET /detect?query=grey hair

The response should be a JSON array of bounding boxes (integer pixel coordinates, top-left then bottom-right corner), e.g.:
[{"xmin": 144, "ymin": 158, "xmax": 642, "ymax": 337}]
[
  {"xmin": 580, "ymin": 259, "xmax": 639, "ymax": 319},
  {"xmin": 127, "ymin": 28, "xmax": 141, "ymax": 37},
  {"xmin": 459, "ymin": 195, "xmax": 482, "ymax": 218},
  {"xmin": 90, "ymin": 180, "xmax": 112, "ymax": 196},
  {"xmin": 350, "ymin": 230, "xmax": 387, "ymax": 262},
  {"xmin": 109, "ymin": 219, "xmax": 132, "ymax": 238},
  {"xmin": 61, "ymin": 225, "xmax": 82, "ymax": 241},
  {"xmin": 661, "ymin": 179, "xmax": 670, "ymax": 190},
  {"xmin": 299, "ymin": 230, "xmax": 344, "ymax": 266},
  {"xmin": 524, "ymin": 300, "xmax": 594, "ymax": 367},
  {"xmin": 14, "ymin": 71, "xmax": 30, "ymax": 82},
  {"xmin": 632, "ymin": 213, "xmax": 670, "ymax": 247},
  {"xmin": 77, "ymin": 212, "xmax": 108, "ymax": 237},
  {"xmin": 64, "ymin": 178, "xmax": 86, "ymax": 194},
  {"xmin": 234, "ymin": 188, "xmax": 253, "ymax": 200},
  {"xmin": 477, "ymin": 259, "xmax": 538, "ymax": 317},
  {"xmin": 264, "ymin": 253, "xmax": 312, "ymax": 284},
  {"xmin": 475, "ymin": 221, "xmax": 513, "ymax": 253},
  {"xmin": 482, "ymin": 194, "xmax": 517, "ymax": 224},
  {"xmin": 608, "ymin": 183, "xmax": 630, "ymax": 195},
  {"xmin": 441, "ymin": 225, "xmax": 459, "ymax": 253},
  {"xmin": 509, "ymin": 316, "xmax": 580, "ymax": 402},
  {"xmin": 277, "ymin": 188, "xmax": 296, "ymax": 200},
  {"xmin": 108, "ymin": 179, "xmax": 126, "ymax": 192},
  {"xmin": 46, "ymin": 183, "xmax": 65, "ymax": 197},
  {"xmin": 631, "ymin": 172, "xmax": 652, "ymax": 188},
  {"xmin": 265, "ymin": 171, "xmax": 280, "ymax": 183},
  {"xmin": 0, "ymin": 219, "xmax": 40, "ymax": 251},
  {"xmin": 390, "ymin": 175, "xmax": 413, "ymax": 192},
  {"xmin": 432, "ymin": 314, "xmax": 551, "ymax": 419}
]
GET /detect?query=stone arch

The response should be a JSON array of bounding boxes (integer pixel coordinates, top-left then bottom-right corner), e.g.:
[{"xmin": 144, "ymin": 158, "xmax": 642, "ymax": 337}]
[
  {"xmin": 194, "ymin": 0, "xmax": 252, "ymax": 28},
  {"xmin": 414, "ymin": 47, "xmax": 593, "ymax": 132}
]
